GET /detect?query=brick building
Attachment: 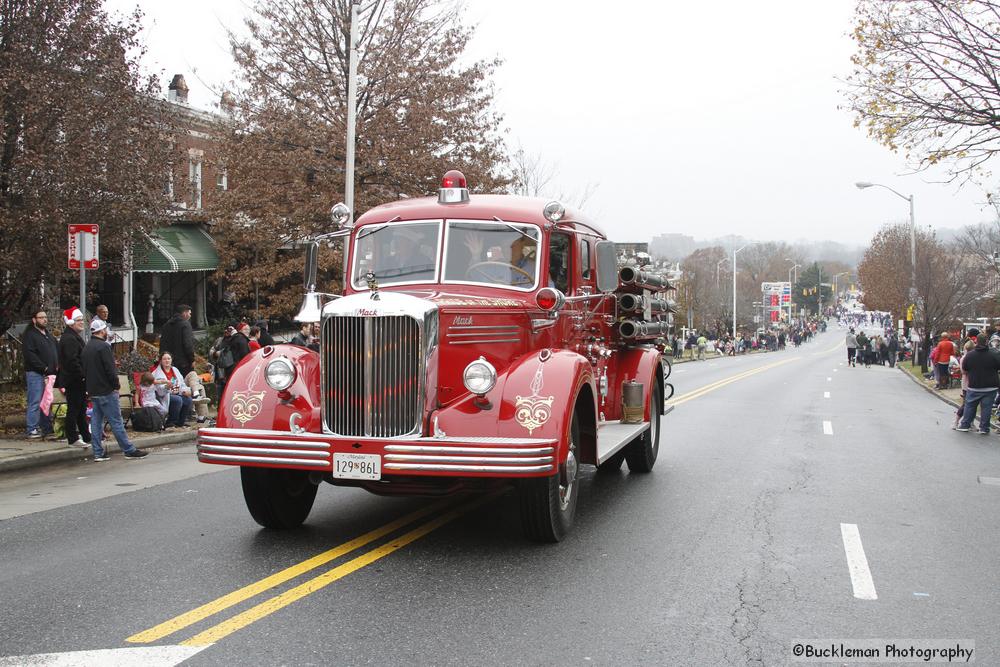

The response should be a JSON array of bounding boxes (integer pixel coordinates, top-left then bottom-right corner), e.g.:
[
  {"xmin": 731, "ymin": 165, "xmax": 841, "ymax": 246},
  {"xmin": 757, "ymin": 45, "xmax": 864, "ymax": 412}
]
[{"xmin": 95, "ymin": 74, "xmax": 227, "ymax": 342}]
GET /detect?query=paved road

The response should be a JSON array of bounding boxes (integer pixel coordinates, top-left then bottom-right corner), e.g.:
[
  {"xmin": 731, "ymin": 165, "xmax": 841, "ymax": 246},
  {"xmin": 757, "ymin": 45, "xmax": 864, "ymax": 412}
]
[{"xmin": 2, "ymin": 328, "xmax": 998, "ymax": 665}]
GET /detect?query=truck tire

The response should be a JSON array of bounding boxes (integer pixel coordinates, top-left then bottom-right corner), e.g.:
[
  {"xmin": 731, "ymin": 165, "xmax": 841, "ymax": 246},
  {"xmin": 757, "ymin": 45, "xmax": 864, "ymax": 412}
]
[
  {"xmin": 625, "ymin": 381, "xmax": 661, "ymax": 473},
  {"xmin": 519, "ymin": 410, "xmax": 580, "ymax": 542},
  {"xmin": 596, "ymin": 449, "xmax": 625, "ymax": 473},
  {"xmin": 240, "ymin": 467, "xmax": 318, "ymax": 529}
]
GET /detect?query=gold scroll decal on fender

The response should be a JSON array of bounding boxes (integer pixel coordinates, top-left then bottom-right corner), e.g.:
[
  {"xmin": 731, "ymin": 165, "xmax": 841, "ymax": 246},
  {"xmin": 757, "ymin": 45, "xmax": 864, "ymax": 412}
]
[
  {"xmin": 514, "ymin": 364, "xmax": 554, "ymax": 435},
  {"xmin": 514, "ymin": 395, "xmax": 554, "ymax": 435},
  {"xmin": 230, "ymin": 391, "xmax": 266, "ymax": 425}
]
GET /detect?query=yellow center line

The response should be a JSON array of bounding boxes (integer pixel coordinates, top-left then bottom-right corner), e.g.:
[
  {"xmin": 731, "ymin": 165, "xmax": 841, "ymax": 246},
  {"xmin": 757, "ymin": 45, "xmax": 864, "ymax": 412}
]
[
  {"xmin": 127, "ymin": 498, "xmax": 454, "ymax": 644},
  {"xmin": 180, "ymin": 494, "xmax": 494, "ymax": 647},
  {"xmin": 669, "ymin": 357, "xmax": 801, "ymax": 406}
]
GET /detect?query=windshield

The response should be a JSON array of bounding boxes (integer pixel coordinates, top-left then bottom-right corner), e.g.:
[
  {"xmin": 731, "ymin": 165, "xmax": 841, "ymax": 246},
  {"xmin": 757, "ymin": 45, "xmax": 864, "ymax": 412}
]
[
  {"xmin": 443, "ymin": 220, "xmax": 541, "ymax": 290},
  {"xmin": 351, "ymin": 221, "xmax": 441, "ymax": 288}
]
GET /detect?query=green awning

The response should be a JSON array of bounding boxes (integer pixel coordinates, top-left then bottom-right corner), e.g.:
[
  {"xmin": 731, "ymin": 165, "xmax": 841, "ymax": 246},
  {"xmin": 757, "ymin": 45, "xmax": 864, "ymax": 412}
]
[{"xmin": 135, "ymin": 225, "xmax": 218, "ymax": 273}]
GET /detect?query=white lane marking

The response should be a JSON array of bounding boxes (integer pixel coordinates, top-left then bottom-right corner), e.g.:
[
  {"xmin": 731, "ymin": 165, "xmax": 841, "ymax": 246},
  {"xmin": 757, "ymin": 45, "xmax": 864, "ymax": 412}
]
[
  {"xmin": 0, "ymin": 646, "xmax": 209, "ymax": 666},
  {"xmin": 823, "ymin": 420, "xmax": 834, "ymax": 435},
  {"xmin": 840, "ymin": 523, "xmax": 878, "ymax": 600},
  {"xmin": 824, "ymin": 391, "xmax": 830, "ymax": 399},
  {"xmin": 827, "ymin": 377, "xmax": 832, "ymax": 382}
]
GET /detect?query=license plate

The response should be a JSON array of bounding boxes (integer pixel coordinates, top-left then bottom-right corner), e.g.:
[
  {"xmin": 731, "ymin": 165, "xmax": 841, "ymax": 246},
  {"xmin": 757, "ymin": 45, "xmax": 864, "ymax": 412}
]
[{"xmin": 333, "ymin": 452, "xmax": 381, "ymax": 480}]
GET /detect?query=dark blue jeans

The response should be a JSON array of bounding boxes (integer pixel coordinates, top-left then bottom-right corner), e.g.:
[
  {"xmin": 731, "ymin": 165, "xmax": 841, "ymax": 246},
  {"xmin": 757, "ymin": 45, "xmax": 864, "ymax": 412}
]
[
  {"xmin": 166, "ymin": 393, "xmax": 193, "ymax": 427},
  {"xmin": 25, "ymin": 371, "xmax": 51, "ymax": 434},
  {"xmin": 960, "ymin": 388, "xmax": 998, "ymax": 433},
  {"xmin": 90, "ymin": 392, "xmax": 137, "ymax": 458}
]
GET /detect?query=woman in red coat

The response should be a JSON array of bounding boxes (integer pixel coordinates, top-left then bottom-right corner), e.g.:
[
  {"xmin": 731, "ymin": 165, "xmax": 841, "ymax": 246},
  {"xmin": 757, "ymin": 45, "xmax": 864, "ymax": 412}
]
[{"xmin": 933, "ymin": 333, "xmax": 957, "ymax": 389}]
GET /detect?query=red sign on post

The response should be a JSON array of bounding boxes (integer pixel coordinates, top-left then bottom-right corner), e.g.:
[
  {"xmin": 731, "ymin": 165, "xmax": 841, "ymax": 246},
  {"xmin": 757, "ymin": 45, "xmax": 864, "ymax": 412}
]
[{"xmin": 68, "ymin": 224, "xmax": 99, "ymax": 270}]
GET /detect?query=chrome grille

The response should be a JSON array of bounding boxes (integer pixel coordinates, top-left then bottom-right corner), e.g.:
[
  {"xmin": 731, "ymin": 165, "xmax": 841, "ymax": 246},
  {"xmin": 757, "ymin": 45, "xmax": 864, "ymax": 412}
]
[{"xmin": 323, "ymin": 315, "xmax": 422, "ymax": 437}]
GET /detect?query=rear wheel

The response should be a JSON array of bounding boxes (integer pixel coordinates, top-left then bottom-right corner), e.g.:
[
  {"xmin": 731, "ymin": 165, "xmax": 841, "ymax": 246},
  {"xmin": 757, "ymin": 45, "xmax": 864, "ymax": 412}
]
[
  {"xmin": 519, "ymin": 410, "xmax": 580, "ymax": 542},
  {"xmin": 241, "ymin": 467, "xmax": 318, "ymax": 529},
  {"xmin": 625, "ymin": 381, "xmax": 661, "ymax": 473}
]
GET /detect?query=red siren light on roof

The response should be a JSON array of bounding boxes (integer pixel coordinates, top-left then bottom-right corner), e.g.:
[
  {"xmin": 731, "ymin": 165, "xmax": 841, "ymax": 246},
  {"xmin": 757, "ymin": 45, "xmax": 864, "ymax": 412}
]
[
  {"xmin": 441, "ymin": 170, "xmax": 467, "ymax": 188},
  {"xmin": 439, "ymin": 170, "xmax": 470, "ymax": 204}
]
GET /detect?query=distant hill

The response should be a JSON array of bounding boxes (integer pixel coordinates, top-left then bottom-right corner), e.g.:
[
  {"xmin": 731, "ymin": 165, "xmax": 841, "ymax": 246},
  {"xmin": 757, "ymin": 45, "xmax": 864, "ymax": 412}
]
[{"xmin": 650, "ymin": 232, "xmax": 863, "ymax": 267}]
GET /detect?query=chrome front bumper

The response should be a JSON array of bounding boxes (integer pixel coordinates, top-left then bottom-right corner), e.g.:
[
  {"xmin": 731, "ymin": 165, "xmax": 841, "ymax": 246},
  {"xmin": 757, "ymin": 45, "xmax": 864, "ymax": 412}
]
[{"xmin": 197, "ymin": 427, "xmax": 558, "ymax": 477}]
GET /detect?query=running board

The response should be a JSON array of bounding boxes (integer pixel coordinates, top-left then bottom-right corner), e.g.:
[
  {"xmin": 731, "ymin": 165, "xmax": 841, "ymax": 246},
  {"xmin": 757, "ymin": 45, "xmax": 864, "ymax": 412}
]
[
  {"xmin": 596, "ymin": 420, "xmax": 648, "ymax": 464},
  {"xmin": 595, "ymin": 406, "xmax": 674, "ymax": 465}
]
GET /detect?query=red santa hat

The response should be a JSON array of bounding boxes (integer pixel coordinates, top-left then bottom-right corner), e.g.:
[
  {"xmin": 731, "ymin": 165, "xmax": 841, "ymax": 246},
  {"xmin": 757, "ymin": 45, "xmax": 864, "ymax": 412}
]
[{"xmin": 63, "ymin": 307, "xmax": 83, "ymax": 326}]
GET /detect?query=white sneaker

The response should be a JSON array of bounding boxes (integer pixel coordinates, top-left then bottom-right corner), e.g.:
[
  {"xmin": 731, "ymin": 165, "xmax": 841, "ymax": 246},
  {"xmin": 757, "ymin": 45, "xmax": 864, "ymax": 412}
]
[{"xmin": 67, "ymin": 439, "xmax": 90, "ymax": 448}]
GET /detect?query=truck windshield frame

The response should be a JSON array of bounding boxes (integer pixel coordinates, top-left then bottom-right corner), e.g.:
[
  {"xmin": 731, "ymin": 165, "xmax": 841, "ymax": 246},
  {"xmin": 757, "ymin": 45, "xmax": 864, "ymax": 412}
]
[
  {"xmin": 441, "ymin": 219, "xmax": 542, "ymax": 292},
  {"xmin": 351, "ymin": 220, "xmax": 443, "ymax": 289}
]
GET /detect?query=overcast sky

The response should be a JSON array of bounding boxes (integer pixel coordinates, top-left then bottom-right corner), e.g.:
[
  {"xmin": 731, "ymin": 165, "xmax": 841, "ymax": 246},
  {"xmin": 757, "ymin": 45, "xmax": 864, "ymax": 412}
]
[{"xmin": 104, "ymin": 0, "xmax": 997, "ymax": 245}]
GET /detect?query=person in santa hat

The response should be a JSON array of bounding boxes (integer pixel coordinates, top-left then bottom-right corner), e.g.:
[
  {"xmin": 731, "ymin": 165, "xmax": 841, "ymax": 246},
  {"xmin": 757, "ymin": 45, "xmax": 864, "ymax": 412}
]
[{"xmin": 56, "ymin": 307, "xmax": 91, "ymax": 448}]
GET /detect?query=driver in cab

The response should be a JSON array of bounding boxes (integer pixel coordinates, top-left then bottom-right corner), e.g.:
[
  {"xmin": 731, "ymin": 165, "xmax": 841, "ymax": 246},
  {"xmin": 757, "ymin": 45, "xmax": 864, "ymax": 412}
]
[{"xmin": 463, "ymin": 236, "xmax": 536, "ymax": 287}]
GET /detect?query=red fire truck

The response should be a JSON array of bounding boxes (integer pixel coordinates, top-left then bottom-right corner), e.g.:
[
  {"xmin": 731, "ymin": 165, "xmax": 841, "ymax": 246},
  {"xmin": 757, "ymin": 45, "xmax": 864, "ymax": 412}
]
[{"xmin": 198, "ymin": 171, "xmax": 675, "ymax": 541}]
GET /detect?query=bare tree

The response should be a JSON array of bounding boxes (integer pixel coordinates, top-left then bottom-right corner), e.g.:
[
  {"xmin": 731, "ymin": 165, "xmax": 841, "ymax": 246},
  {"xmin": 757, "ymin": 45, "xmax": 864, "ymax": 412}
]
[
  {"xmin": 0, "ymin": 0, "xmax": 171, "ymax": 333},
  {"xmin": 508, "ymin": 144, "xmax": 599, "ymax": 210},
  {"xmin": 859, "ymin": 222, "xmax": 983, "ymax": 369},
  {"xmin": 211, "ymin": 0, "xmax": 510, "ymax": 317},
  {"xmin": 845, "ymin": 0, "xmax": 1000, "ymax": 182}
]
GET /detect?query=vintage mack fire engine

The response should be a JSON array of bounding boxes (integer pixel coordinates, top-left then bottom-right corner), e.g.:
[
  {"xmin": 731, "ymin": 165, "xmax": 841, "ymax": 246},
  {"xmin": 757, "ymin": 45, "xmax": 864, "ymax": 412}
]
[{"xmin": 198, "ymin": 171, "xmax": 675, "ymax": 541}]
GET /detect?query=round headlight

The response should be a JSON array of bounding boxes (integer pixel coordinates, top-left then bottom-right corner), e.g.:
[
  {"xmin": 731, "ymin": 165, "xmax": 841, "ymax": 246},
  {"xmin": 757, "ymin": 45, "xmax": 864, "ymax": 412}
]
[
  {"xmin": 265, "ymin": 357, "xmax": 296, "ymax": 391},
  {"xmin": 463, "ymin": 357, "xmax": 497, "ymax": 395}
]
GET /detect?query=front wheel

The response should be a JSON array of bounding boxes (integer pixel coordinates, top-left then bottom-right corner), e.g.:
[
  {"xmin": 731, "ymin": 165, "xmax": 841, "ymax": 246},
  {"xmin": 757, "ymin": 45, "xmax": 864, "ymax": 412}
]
[
  {"xmin": 241, "ymin": 467, "xmax": 318, "ymax": 529},
  {"xmin": 625, "ymin": 381, "xmax": 661, "ymax": 473},
  {"xmin": 519, "ymin": 410, "xmax": 580, "ymax": 542}
]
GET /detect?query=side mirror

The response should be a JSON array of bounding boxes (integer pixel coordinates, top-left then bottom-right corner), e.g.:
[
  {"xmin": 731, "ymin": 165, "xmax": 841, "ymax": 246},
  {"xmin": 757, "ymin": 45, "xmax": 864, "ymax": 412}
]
[
  {"xmin": 303, "ymin": 241, "xmax": 319, "ymax": 291},
  {"xmin": 594, "ymin": 241, "xmax": 619, "ymax": 293}
]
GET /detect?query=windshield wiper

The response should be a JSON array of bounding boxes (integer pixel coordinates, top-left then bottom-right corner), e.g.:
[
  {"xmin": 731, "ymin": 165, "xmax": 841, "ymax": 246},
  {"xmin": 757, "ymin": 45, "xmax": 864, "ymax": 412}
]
[
  {"xmin": 356, "ymin": 223, "xmax": 387, "ymax": 241},
  {"xmin": 494, "ymin": 216, "xmax": 537, "ymax": 242}
]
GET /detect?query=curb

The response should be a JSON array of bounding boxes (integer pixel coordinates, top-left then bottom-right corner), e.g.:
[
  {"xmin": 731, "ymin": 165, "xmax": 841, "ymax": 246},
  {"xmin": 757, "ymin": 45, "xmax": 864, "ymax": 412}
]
[
  {"xmin": 0, "ymin": 430, "xmax": 198, "ymax": 475},
  {"xmin": 898, "ymin": 366, "xmax": 961, "ymax": 410}
]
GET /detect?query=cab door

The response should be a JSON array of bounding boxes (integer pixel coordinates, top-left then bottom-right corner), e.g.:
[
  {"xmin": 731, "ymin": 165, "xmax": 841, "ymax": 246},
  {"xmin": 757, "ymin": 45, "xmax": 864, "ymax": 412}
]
[{"xmin": 547, "ymin": 230, "xmax": 576, "ymax": 347}]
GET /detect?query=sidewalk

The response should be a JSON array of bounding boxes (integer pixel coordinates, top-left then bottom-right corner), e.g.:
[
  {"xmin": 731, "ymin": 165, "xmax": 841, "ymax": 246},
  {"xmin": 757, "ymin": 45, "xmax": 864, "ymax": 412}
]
[
  {"xmin": 897, "ymin": 362, "xmax": 963, "ymax": 409},
  {"xmin": 0, "ymin": 428, "xmax": 200, "ymax": 475}
]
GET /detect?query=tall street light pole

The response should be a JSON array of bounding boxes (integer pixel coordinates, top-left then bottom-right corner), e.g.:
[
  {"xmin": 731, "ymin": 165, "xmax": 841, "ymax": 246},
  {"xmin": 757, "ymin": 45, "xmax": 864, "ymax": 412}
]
[
  {"xmin": 733, "ymin": 243, "xmax": 754, "ymax": 340},
  {"xmin": 344, "ymin": 1, "xmax": 361, "ymax": 224},
  {"xmin": 855, "ymin": 181, "xmax": 917, "ymax": 304},
  {"xmin": 786, "ymin": 259, "xmax": 800, "ymax": 324}
]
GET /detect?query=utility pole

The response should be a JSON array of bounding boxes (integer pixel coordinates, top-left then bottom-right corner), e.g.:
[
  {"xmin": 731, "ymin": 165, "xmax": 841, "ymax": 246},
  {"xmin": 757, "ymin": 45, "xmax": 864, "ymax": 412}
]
[{"xmin": 344, "ymin": 0, "xmax": 360, "ymax": 225}]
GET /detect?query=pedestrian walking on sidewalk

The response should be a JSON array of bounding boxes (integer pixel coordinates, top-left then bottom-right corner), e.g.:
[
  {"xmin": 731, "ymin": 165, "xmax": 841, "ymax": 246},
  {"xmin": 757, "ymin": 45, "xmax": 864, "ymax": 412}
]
[
  {"xmin": 696, "ymin": 333, "xmax": 707, "ymax": 361},
  {"xmin": 845, "ymin": 328, "xmax": 858, "ymax": 367},
  {"xmin": 957, "ymin": 335, "xmax": 1000, "ymax": 434},
  {"xmin": 23, "ymin": 308, "xmax": 58, "ymax": 439},
  {"xmin": 887, "ymin": 333, "xmax": 898, "ymax": 368},
  {"xmin": 56, "ymin": 307, "xmax": 91, "ymax": 448},
  {"xmin": 81, "ymin": 319, "xmax": 148, "ymax": 461}
]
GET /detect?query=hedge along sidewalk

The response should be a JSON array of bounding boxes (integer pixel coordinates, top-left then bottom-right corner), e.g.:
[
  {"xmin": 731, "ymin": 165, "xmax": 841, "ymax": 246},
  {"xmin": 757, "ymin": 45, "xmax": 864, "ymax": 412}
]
[
  {"xmin": 898, "ymin": 362, "xmax": 963, "ymax": 410},
  {"xmin": 0, "ymin": 428, "xmax": 199, "ymax": 475}
]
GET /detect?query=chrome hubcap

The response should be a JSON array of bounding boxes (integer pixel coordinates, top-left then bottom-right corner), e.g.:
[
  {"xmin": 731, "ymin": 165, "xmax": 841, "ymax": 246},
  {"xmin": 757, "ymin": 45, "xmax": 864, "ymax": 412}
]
[{"xmin": 559, "ymin": 447, "xmax": 577, "ymax": 511}]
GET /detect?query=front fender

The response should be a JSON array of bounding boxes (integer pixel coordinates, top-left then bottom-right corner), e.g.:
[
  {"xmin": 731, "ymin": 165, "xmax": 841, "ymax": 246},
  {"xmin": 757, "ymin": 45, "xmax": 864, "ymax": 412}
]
[
  {"xmin": 216, "ymin": 345, "xmax": 322, "ymax": 433},
  {"xmin": 432, "ymin": 349, "xmax": 596, "ymax": 464}
]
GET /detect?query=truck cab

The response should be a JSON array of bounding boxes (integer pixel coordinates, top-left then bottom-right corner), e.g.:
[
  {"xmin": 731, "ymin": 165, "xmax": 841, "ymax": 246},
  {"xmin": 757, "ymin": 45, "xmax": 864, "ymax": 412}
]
[{"xmin": 198, "ymin": 171, "xmax": 673, "ymax": 542}]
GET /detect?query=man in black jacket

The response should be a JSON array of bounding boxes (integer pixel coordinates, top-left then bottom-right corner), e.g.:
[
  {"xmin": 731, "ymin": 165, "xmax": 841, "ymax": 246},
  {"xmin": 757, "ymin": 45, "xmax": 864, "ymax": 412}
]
[
  {"xmin": 958, "ymin": 334, "xmax": 1000, "ymax": 434},
  {"xmin": 254, "ymin": 319, "xmax": 275, "ymax": 347},
  {"xmin": 56, "ymin": 307, "xmax": 91, "ymax": 448},
  {"xmin": 82, "ymin": 319, "xmax": 147, "ymax": 461},
  {"xmin": 229, "ymin": 322, "xmax": 252, "ymax": 367},
  {"xmin": 23, "ymin": 308, "xmax": 58, "ymax": 439},
  {"xmin": 159, "ymin": 304, "xmax": 195, "ymax": 377}
]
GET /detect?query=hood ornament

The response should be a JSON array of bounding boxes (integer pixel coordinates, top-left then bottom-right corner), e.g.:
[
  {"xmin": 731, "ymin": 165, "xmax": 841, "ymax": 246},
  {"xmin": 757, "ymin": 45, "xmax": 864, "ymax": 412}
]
[{"xmin": 365, "ymin": 271, "xmax": 380, "ymax": 301}]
